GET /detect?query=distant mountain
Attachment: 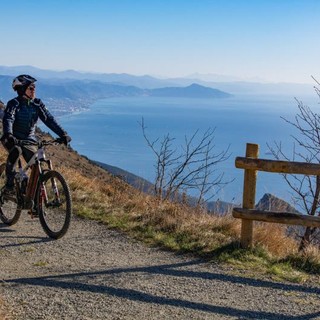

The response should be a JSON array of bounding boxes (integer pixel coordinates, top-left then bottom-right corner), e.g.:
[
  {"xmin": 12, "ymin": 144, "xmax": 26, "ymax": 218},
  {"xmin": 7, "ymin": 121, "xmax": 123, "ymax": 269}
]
[
  {"xmin": 0, "ymin": 65, "xmax": 314, "ymax": 95},
  {"xmin": 0, "ymin": 75, "xmax": 14, "ymax": 101},
  {"xmin": 255, "ymin": 193, "xmax": 299, "ymax": 213},
  {"xmin": 0, "ymin": 65, "xmax": 178, "ymax": 89},
  {"xmin": 0, "ymin": 75, "xmax": 231, "ymax": 111},
  {"xmin": 150, "ymin": 83, "xmax": 232, "ymax": 98},
  {"xmin": 0, "ymin": 75, "xmax": 145, "ymax": 102},
  {"xmin": 38, "ymin": 80, "xmax": 145, "ymax": 101}
]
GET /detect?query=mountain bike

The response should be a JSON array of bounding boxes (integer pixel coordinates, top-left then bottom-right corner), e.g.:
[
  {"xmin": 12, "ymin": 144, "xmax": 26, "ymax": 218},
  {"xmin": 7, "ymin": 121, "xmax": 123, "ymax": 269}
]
[{"xmin": 0, "ymin": 138, "xmax": 72, "ymax": 239}]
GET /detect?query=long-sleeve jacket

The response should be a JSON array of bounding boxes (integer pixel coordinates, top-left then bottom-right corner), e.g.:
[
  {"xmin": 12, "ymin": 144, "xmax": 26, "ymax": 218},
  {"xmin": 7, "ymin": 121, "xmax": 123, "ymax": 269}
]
[{"xmin": 3, "ymin": 97, "xmax": 66, "ymax": 141}]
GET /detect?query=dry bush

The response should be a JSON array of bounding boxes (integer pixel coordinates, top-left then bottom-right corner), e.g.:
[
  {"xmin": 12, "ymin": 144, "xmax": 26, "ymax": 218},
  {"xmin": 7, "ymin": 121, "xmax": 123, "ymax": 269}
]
[
  {"xmin": 254, "ymin": 222, "xmax": 298, "ymax": 257},
  {"xmin": 302, "ymin": 245, "xmax": 320, "ymax": 265},
  {"xmin": 135, "ymin": 198, "xmax": 241, "ymax": 250}
]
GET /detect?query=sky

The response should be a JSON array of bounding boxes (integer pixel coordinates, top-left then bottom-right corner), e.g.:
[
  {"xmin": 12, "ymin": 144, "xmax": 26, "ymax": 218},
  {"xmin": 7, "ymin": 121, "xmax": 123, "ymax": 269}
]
[{"xmin": 0, "ymin": 0, "xmax": 319, "ymax": 83}]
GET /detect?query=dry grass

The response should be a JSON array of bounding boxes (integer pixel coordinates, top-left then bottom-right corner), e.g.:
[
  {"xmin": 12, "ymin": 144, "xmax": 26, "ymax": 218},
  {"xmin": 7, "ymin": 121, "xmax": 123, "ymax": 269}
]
[
  {"xmin": 254, "ymin": 222, "xmax": 297, "ymax": 257},
  {"xmin": 303, "ymin": 245, "xmax": 320, "ymax": 264},
  {"xmin": 61, "ymin": 160, "xmax": 241, "ymax": 254}
]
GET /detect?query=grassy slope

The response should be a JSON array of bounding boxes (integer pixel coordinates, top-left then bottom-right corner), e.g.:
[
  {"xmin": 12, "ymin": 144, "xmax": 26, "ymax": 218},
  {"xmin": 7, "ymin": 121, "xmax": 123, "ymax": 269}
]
[{"xmin": 1, "ymin": 129, "xmax": 319, "ymax": 283}]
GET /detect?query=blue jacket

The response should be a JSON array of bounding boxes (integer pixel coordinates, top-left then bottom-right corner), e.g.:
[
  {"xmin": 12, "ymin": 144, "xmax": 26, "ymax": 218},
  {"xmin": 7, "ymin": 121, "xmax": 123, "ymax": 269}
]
[{"xmin": 3, "ymin": 97, "xmax": 66, "ymax": 141}]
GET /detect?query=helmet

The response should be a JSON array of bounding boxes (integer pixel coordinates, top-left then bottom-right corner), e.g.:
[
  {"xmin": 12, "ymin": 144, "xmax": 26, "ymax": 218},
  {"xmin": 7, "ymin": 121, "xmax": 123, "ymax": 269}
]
[{"xmin": 12, "ymin": 74, "xmax": 37, "ymax": 91}]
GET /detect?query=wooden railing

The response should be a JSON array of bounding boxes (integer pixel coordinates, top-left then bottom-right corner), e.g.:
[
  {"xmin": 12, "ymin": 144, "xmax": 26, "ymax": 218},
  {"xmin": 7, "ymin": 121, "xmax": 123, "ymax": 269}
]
[{"xmin": 232, "ymin": 143, "xmax": 320, "ymax": 248}]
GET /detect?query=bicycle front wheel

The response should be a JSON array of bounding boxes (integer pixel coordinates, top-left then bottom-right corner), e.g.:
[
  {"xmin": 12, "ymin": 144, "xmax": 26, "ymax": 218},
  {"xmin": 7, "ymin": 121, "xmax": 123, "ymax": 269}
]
[
  {"xmin": 37, "ymin": 170, "xmax": 72, "ymax": 239},
  {"xmin": 0, "ymin": 163, "xmax": 21, "ymax": 225}
]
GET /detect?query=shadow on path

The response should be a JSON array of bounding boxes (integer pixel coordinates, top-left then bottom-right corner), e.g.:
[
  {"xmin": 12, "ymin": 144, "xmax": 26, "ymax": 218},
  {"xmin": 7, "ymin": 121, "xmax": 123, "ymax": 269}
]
[
  {"xmin": 5, "ymin": 260, "xmax": 320, "ymax": 320},
  {"xmin": 0, "ymin": 223, "xmax": 15, "ymax": 233},
  {"xmin": 0, "ymin": 235, "xmax": 52, "ymax": 248},
  {"xmin": 0, "ymin": 219, "xmax": 53, "ymax": 248}
]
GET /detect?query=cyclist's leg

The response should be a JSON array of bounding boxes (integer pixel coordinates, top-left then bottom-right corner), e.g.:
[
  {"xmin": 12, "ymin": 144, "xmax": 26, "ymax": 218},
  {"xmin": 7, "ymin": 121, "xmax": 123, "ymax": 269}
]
[
  {"xmin": 5, "ymin": 146, "xmax": 22, "ymax": 191},
  {"xmin": 22, "ymin": 145, "xmax": 38, "ymax": 214},
  {"xmin": 21, "ymin": 144, "xmax": 37, "ymax": 163},
  {"xmin": 1, "ymin": 138, "xmax": 22, "ymax": 190}
]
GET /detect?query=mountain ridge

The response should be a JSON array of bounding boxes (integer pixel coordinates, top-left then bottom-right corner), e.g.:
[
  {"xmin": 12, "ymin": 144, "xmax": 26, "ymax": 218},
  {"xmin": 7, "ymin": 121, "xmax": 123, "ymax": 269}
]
[
  {"xmin": 0, "ymin": 74, "xmax": 232, "ymax": 116},
  {"xmin": 0, "ymin": 65, "xmax": 314, "ymax": 95}
]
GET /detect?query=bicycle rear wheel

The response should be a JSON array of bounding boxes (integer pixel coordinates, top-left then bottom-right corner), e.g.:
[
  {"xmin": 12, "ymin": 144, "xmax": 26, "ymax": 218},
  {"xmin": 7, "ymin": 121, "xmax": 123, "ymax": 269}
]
[
  {"xmin": 0, "ymin": 163, "xmax": 21, "ymax": 225},
  {"xmin": 37, "ymin": 170, "xmax": 72, "ymax": 239}
]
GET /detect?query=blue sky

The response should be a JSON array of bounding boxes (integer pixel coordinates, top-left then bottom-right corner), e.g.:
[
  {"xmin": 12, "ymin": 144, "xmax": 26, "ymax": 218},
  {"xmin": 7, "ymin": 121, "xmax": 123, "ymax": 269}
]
[{"xmin": 1, "ymin": 0, "xmax": 319, "ymax": 83}]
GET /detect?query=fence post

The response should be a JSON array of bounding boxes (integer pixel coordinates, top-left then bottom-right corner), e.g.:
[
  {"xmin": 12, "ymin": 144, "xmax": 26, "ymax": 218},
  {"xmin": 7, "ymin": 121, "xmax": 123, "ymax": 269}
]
[{"xmin": 240, "ymin": 143, "xmax": 259, "ymax": 248}]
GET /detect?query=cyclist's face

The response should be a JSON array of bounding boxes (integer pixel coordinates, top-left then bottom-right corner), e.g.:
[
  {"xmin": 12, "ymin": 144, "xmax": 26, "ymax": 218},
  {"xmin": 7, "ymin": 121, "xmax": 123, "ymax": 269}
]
[{"xmin": 25, "ymin": 84, "xmax": 36, "ymax": 99}]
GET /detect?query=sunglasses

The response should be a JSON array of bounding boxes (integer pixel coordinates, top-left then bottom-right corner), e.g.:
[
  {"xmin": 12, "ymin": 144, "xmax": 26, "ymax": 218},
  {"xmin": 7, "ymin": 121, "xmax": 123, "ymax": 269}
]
[{"xmin": 28, "ymin": 86, "xmax": 35, "ymax": 91}]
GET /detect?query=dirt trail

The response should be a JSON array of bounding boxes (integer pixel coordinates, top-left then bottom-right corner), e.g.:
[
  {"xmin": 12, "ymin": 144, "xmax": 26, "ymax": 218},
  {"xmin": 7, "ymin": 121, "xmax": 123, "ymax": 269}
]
[{"xmin": 0, "ymin": 213, "xmax": 319, "ymax": 320}]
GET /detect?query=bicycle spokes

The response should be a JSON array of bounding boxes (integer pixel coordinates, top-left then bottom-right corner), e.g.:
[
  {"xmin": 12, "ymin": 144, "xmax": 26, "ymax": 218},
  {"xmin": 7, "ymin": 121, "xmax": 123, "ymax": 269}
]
[
  {"xmin": 38, "ymin": 171, "xmax": 71, "ymax": 239},
  {"xmin": 0, "ymin": 166, "xmax": 21, "ymax": 225}
]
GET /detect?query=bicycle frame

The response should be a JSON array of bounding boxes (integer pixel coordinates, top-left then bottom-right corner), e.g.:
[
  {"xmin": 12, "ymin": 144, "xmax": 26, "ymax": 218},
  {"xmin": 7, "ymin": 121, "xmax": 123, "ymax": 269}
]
[{"xmin": 15, "ymin": 141, "xmax": 59, "ymax": 212}]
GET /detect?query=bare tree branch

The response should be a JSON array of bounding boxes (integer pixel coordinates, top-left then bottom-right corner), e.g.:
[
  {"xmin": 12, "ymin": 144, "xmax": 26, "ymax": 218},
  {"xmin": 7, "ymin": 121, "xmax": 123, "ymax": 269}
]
[
  {"xmin": 140, "ymin": 118, "xmax": 232, "ymax": 206},
  {"xmin": 267, "ymin": 78, "xmax": 320, "ymax": 250}
]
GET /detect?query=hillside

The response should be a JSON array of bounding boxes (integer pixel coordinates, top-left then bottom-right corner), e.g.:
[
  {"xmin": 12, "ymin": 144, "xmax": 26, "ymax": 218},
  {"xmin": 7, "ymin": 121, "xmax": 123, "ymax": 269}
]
[
  {"xmin": 94, "ymin": 159, "xmax": 299, "ymax": 216},
  {"xmin": 94, "ymin": 160, "xmax": 154, "ymax": 194}
]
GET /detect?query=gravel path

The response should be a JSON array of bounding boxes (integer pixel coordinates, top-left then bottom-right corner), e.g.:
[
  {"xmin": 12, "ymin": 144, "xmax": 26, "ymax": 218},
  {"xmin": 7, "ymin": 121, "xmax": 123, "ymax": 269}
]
[{"xmin": 0, "ymin": 213, "xmax": 319, "ymax": 320}]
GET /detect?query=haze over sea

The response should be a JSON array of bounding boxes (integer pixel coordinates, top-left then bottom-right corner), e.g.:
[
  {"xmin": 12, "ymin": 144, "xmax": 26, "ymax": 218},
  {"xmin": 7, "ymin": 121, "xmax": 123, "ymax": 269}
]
[{"xmin": 57, "ymin": 93, "xmax": 316, "ymax": 204}]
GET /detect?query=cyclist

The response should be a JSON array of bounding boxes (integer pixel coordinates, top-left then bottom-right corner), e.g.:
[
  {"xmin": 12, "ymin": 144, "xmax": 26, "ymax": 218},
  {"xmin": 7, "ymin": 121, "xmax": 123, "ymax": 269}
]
[{"xmin": 1, "ymin": 74, "xmax": 71, "ymax": 196}]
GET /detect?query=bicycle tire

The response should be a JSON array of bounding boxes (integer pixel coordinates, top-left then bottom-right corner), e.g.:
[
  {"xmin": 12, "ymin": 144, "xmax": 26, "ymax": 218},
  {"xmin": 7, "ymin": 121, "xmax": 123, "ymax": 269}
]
[
  {"xmin": 37, "ymin": 170, "xmax": 72, "ymax": 239},
  {"xmin": 0, "ymin": 163, "xmax": 22, "ymax": 225}
]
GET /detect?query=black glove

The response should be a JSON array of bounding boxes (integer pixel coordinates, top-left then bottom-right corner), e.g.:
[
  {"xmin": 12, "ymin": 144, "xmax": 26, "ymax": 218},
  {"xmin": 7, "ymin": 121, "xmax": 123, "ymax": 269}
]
[
  {"xmin": 61, "ymin": 134, "xmax": 71, "ymax": 146},
  {"xmin": 1, "ymin": 133, "xmax": 18, "ymax": 147}
]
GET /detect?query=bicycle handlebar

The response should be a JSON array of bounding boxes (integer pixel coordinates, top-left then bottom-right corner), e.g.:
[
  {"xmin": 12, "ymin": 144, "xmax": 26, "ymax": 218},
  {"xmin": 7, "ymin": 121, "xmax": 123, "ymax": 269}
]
[{"xmin": 17, "ymin": 138, "xmax": 64, "ymax": 148}]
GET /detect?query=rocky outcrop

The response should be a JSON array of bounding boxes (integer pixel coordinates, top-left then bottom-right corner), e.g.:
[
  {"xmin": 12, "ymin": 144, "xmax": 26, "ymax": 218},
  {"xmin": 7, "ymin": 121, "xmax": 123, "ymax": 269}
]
[{"xmin": 255, "ymin": 193, "xmax": 299, "ymax": 213}]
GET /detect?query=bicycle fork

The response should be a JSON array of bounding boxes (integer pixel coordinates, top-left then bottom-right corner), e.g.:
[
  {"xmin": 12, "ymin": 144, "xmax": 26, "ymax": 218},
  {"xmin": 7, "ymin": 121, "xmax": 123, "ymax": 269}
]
[
  {"xmin": 40, "ymin": 179, "xmax": 60, "ymax": 208},
  {"xmin": 39, "ymin": 160, "xmax": 61, "ymax": 212}
]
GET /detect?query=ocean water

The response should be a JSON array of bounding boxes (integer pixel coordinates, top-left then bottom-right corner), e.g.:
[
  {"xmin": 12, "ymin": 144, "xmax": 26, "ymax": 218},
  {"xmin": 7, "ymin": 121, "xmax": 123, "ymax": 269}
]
[{"xmin": 54, "ymin": 94, "xmax": 317, "ymax": 204}]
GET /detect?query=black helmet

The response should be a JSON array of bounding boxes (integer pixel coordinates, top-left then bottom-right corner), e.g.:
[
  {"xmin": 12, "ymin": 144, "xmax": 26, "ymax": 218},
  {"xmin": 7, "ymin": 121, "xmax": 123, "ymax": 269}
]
[{"xmin": 12, "ymin": 74, "xmax": 37, "ymax": 91}]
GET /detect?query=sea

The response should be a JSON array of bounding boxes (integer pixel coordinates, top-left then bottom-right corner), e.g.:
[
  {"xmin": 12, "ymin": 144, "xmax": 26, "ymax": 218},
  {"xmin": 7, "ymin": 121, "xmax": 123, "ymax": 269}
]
[{"xmin": 51, "ymin": 93, "xmax": 318, "ymax": 204}]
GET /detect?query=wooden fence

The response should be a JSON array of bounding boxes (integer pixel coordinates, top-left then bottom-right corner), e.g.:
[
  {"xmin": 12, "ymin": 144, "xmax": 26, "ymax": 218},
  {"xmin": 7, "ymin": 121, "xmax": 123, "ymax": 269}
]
[{"xmin": 232, "ymin": 143, "xmax": 320, "ymax": 248}]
